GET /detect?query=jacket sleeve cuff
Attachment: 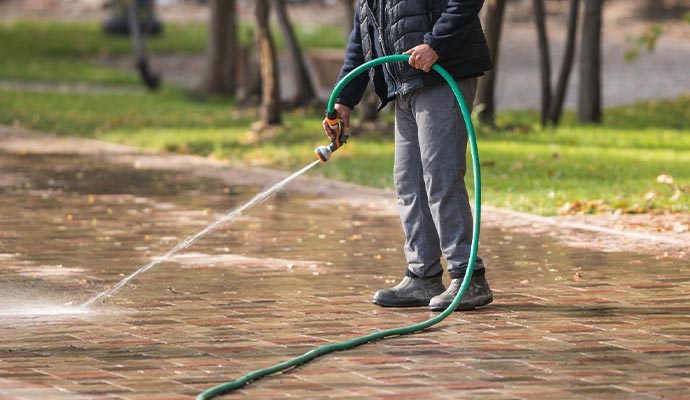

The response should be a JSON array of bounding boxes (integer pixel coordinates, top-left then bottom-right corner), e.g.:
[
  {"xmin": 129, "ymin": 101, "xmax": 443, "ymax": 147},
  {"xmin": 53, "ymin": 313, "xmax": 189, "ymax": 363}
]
[
  {"xmin": 424, "ymin": 33, "xmax": 451, "ymax": 57},
  {"xmin": 334, "ymin": 95, "xmax": 356, "ymax": 110}
]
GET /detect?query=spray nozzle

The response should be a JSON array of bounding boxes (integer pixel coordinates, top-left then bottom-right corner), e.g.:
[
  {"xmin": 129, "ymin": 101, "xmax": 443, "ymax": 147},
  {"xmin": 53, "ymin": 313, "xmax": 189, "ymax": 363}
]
[
  {"xmin": 315, "ymin": 145, "xmax": 333, "ymax": 162},
  {"xmin": 316, "ymin": 111, "xmax": 348, "ymax": 162}
]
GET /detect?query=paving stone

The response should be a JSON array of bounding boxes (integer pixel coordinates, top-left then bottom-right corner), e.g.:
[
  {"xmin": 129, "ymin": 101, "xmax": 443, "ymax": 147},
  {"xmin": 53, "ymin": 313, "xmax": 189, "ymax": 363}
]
[{"xmin": 3, "ymin": 143, "xmax": 690, "ymax": 399}]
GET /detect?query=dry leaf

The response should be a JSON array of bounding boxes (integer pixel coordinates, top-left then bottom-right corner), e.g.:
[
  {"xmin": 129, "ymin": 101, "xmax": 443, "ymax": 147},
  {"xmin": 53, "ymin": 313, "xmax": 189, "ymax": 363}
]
[
  {"xmin": 644, "ymin": 191, "xmax": 658, "ymax": 202},
  {"xmin": 656, "ymin": 173, "xmax": 674, "ymax": 185},
  {"xmin": 673, "ymin": 223, "xmax": 690, "ymax": 233}
]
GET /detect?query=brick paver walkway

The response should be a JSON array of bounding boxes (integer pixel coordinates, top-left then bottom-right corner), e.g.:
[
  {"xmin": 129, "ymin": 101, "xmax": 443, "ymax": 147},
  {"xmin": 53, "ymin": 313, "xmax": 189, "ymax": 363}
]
[{"xmin": 1, "ymin": 130, "xmax": 689, "ymax": 399}]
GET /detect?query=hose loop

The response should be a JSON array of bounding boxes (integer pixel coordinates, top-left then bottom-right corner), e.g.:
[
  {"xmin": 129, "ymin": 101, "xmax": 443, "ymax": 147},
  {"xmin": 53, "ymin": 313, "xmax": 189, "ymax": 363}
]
[{"xmin": 196, "ymin": 54, "xmax": 481, "ymax": 400}]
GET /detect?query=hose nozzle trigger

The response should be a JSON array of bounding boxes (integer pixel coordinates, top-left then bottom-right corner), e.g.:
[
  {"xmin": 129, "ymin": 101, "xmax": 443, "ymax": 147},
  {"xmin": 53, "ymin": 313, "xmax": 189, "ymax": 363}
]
[{"xmin": 316, "ymin": 112, "xmax": 349, "ymax": 162}]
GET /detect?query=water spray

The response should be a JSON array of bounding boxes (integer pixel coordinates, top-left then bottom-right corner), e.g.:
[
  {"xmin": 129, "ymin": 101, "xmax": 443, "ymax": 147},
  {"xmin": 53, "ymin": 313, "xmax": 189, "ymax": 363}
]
[
  {"xmin": 79, "ymin": 160, "xmax": 321, "ymax": 309},
  {"xmin": 196, "ymin": 54, "xmax": 482, "ymax": 399}
]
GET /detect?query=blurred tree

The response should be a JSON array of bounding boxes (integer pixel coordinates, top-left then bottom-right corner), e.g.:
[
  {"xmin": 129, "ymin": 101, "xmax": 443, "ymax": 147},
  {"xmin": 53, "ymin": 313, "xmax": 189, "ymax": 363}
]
[
  {"xmin": 640, "ymin": 0, "xmax": 690, "ymax": 19},
  {"xmin": 532, "ymin": 0, "xmax": 551, "ymax": 127},
  {"xmin": 476, "ymin": 0, "xmax": 507, "ymax": 127},
  {"xmin": 624, "ymin": 23, "xmax": 663, "ymax": 63},
  {"xmin": 341, "ymin": 0, "xmax": 377, "ymax": 125},
  {"xmin": 548, "ymin": 0, "xmax": 580, "ymax": 126},
  {"xmin": 127, "ymin": 0, "xmax": 160, "ymax": 90},
  {"xmin": 256, "ymin": 0, "xmax": 282, "ymax": 125},
  {"xmin": 625, "ymin": 8, "xmax": 690, "ymax": 63},
  {"xmin": 200, "ymin": 0, "xmax": 237, "ymax": 96},
  {"xmin": 341, "ymin": 0, "xmax": 356, "ymax": 38},
  {"xmin": 357, "ymin": 86, "xmax": 379, "ymax": 125},
  {"xmin": 578, "ymin": 0, "xmax": 603, "ymax": 123},
  {"xmin": 273, "ymin": 0, "xmax": 316, "ymax": 106},
  {"xmin": 103, "ymin": 0, "xmax": 162, "ymax": 36}
]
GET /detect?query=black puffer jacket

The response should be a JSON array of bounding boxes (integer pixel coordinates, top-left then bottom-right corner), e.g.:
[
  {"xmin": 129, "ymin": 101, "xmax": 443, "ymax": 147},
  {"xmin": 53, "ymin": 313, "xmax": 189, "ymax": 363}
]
[{"xmin": 334, "ymin": 0, "xmax": 492, "ymax": 111}]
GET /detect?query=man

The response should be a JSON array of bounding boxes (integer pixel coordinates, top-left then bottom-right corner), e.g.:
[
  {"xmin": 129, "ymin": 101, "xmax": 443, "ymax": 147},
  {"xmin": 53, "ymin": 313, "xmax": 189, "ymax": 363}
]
[{"xmin": 323, "ymin": 0, "xmax": 493, "ymax": 311}]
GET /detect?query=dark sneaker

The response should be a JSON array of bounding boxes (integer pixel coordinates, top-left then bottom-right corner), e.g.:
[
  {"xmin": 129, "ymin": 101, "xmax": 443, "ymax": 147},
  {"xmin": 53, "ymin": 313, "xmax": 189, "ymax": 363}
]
[
  {"xmin": 428, "ymin": 272, "xmax": 493, "ymax": 311},
  {"xmin": 372, "ymin": 275, "xmax": 446, "ymax": 307}
]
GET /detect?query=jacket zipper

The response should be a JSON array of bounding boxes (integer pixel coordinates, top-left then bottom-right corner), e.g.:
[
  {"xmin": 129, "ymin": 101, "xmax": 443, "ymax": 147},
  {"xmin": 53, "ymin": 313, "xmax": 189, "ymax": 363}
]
[{"xmin": 368, "ymin": 3, "xmax": 400, "ymax": 95}]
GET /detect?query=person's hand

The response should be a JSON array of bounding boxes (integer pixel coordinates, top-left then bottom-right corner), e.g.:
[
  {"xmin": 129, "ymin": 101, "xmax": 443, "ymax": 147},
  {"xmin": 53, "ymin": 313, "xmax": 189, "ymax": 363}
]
[
  {"xmin": 322, "ymin": 103, "xmax": 351, "ymax": 141},
  {"xmin": 403, "ymin": 44, "xmax": 439, "ymax": 73}
]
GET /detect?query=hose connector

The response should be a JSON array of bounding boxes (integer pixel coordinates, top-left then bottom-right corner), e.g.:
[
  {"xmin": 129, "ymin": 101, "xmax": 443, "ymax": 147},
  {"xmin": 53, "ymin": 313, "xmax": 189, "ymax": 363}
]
[{"xmin": 316, "ymin": 111, "xmax": 348, "ymax": 162}]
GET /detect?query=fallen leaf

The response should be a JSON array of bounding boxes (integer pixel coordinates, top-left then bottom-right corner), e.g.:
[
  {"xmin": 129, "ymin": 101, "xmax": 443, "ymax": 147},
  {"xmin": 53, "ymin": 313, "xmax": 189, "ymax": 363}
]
[
  {"xmin": 656, "ymin": 173, "xmax": 674, "ymax": 185},
  {"xmin": 673, "ymin": 223, "xmax": 690, "ymax": 233},
  {"xmin": 671, "ymin": 190, "xmax": 682, "ymax": 202},
  {"xmin": 559, "ymin": 200, "xmax": 582, "ymax": 215}
]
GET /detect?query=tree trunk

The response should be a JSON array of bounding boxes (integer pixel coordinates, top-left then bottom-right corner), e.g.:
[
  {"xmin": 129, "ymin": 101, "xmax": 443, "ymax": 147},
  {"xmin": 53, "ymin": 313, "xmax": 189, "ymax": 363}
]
[
  {"xmin": 237, "ymin": 44, "xmax": 262, "ymax": 105},
  {"xmin": 358, "ymin": 85, "xmax": 379, "ymax": 123},
  {"xmin": 533, "ymin": 0, "xmax": 551, "ymax": 127},
  {"xmin": 255, "ymin": 0, "xmax": 281, "ymax": 126},
  {"xmin": 548, "ymin": 0, "xmax": 580, "ymax": 126},
  {"xmin": 200, "ymin": 0, "xmax": 237, "ymax": 96},
  {"xmin": 273, "ymin": 0, "xmax": 316, "ymax": 106},
  {"xmin": 476, "ymin": 0, "xmax": 506, "ymax": 126},
  {"xmin": 127, "ymin": 0, "xmax": 160, "ymax": 90},
  {"xmin": 353, "ymin": 0, "xmax": 377, "ymax": 123},
  {"xmin": 578, "ymin": 0, "xmax": 603, "ymax": 123},
  {"xmin": 342, "ymin": 0, "xmax": 356, "ymax": 39}
]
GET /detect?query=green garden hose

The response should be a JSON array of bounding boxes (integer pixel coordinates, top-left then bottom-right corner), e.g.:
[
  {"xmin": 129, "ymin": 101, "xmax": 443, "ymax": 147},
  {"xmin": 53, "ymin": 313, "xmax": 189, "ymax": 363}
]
[{"xmin": 196, "ymin": 54, "xmax": 481, "ymax": 400}]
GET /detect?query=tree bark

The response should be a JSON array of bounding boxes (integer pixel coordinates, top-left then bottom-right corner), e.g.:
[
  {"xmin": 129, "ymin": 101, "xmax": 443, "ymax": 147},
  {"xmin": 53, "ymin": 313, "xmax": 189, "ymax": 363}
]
[
  {"xmin": 476, "ymin": 0, "xmax": 506, "ymax": 126},
  {"xmin": 342, "ymin": 0, "xmax": 356, "ymax": 39},
  {"xmin": 237, "ymin": 44, "xmax": 262, "ymax": 105},
  {"xmin": 548, "ymin": 0, "xmax": 580, "ymax": 126},
  {"xmin": 532, "ymin": 0, "xmax": 551, "ymax": 127},
  {"xmin": 273, "ymin": 0, "xmax": 316, "ymax": 106},
  {"xmin": 578, "ymin": 0, "xmax": 603, "ymax": 123},
  {"xmin": 255, "ymin": 0, "xmax": 281, "ymax": 126},
  {"xmin": 358, "ymin": 85, "xmax": 379, "ymax": 123},
  {"xmin": 340, "ymin": 0, "xmax": 377, "ymax": 123},
  {"xmin": 200, "ymin": 0, "xmax": 237, "ymax": 96}
]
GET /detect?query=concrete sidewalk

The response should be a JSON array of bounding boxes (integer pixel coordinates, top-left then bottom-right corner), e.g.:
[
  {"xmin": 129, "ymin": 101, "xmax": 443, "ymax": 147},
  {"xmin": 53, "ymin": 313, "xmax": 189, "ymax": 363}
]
[{"xmin": 1, "ymin": 128, "xmax": 689, "ymax": 399}]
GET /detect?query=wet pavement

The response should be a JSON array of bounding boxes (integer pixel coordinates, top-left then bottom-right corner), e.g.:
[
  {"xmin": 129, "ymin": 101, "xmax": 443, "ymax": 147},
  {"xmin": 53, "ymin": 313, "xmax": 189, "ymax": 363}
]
[{"xmin": 2, "ymin": 130, "xmax": 690, "ymax": 399}]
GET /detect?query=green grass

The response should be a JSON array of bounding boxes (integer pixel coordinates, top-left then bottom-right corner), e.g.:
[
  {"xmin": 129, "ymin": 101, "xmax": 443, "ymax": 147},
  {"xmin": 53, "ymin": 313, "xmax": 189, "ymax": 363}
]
[
  {"xmin": 1, "ymin": 19, "xmax": 688, "ymax": 216},
  {"xmin": 0, "ymin": 20, "xmax": 209, "ymax": 83},
  {"xmin": 476, "ymin": 130, "xmax": 690, "ymax": 214},
  {"xmin": 2, "ymin": 85, "xmax": 688, "ymax": 215},
  {"xmin": 0, "ymin": 19, "xmax": 344, "ymax": 84}
]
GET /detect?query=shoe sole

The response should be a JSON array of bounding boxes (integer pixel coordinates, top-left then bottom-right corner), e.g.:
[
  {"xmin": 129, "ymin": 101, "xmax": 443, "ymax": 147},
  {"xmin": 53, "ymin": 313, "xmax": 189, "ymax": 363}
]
[
  {"xmin": 428, "ymin": 294, "xmax": 493, "ymax": 312},
  {"xmin": 372, "ymin": 298, "xmax": 430, "ymax": 307}
]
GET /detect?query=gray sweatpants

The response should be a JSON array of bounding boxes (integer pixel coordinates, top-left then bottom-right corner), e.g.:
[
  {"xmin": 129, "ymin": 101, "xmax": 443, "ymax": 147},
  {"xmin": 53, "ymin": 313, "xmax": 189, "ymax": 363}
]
[{"xmin": 394, "ymin": 77, "xmax": 484, "ymax": 279}]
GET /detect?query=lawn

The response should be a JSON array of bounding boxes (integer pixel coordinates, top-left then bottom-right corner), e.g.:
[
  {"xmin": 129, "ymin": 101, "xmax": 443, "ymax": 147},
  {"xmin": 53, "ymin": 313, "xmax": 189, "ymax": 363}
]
[
  {"xmin": 0, "ymin": 19, "xmax": 344, "ymax": 84},
  {"xmin": 1, "ymin": 20, "xmax": 688, "ymax": 216}
]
